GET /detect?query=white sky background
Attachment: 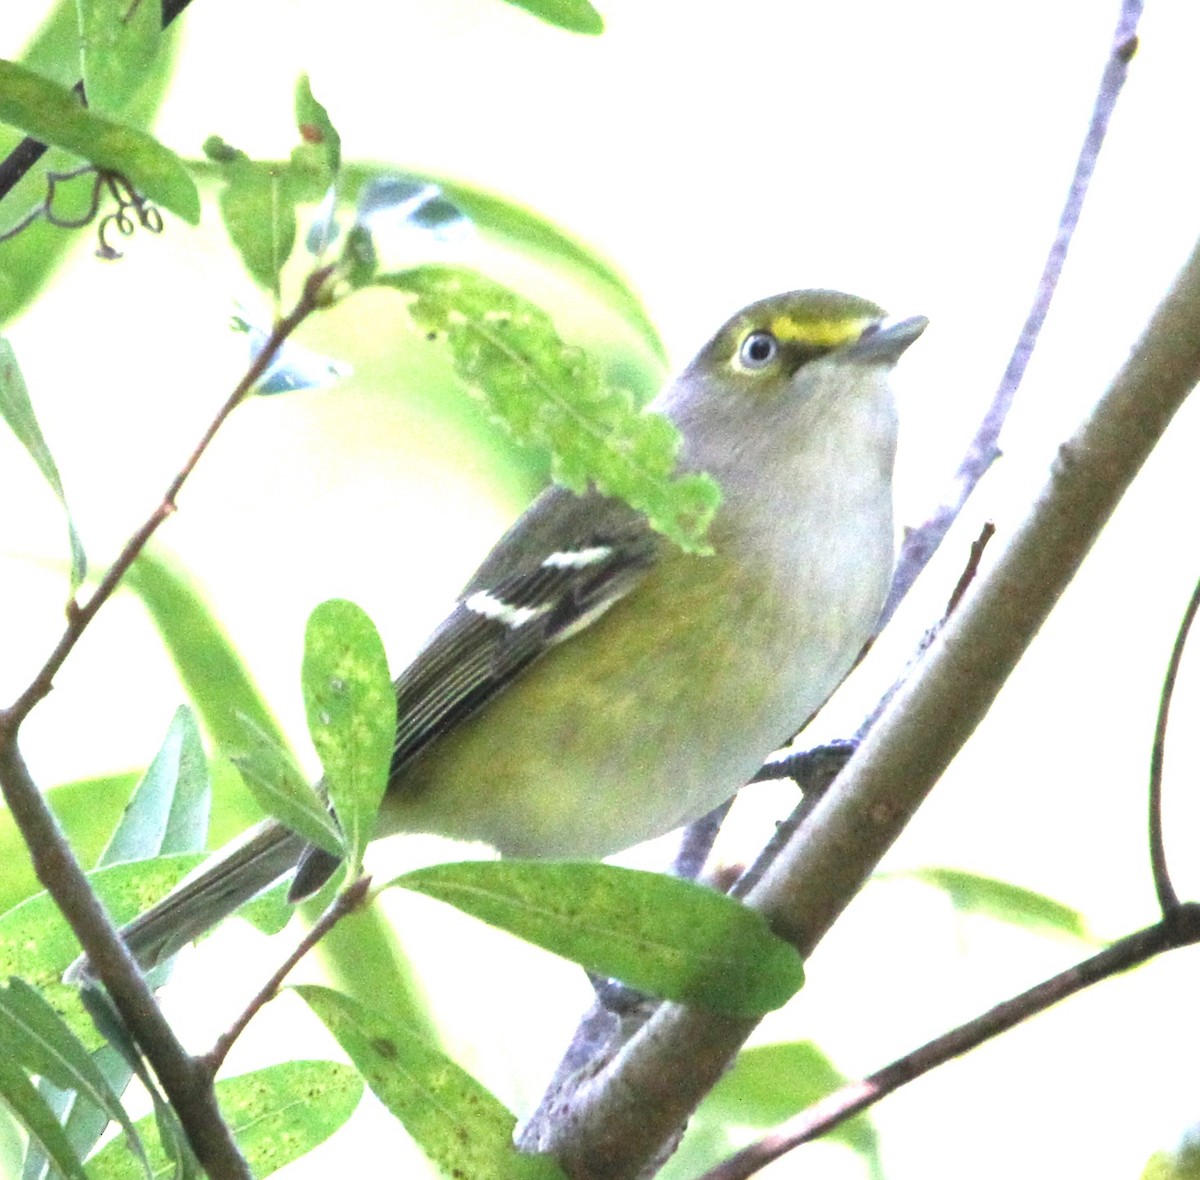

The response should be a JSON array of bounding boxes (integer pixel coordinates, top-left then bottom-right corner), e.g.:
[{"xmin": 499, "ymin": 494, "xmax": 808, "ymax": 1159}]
[{"xmin": 3, "ymin": 0, "xmax": 1200, "ymax": 1177}]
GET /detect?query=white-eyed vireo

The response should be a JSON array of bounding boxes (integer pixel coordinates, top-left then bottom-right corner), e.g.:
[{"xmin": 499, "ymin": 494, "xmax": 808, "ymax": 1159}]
[{"xmin": 113, "ymin": 290, "xmax": 926, "ymax": 969}]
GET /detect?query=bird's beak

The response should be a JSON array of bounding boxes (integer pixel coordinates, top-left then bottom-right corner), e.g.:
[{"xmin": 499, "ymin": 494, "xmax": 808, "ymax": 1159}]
[{"xmin": 848, "ymin": 315, "xmax": 929, "ymax": 365}]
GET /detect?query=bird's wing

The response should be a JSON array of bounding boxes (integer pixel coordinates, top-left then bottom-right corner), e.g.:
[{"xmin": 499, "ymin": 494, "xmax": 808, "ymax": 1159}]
[
  {"xmin": 288, "ymin": 487, "xmax": 663, "ymax": 901},
  {"xmin": 390, "ymin": 485, "xmax": 662, "ymax": 773}
]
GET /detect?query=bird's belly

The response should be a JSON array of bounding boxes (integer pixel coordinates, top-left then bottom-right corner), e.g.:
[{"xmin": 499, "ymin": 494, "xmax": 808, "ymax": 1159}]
[{"xmin": 383, "ymin": 541, "xmax": 887, "ymax": 858}]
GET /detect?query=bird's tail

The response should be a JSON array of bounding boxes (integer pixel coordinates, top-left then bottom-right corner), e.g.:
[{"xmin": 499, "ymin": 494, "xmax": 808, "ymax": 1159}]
[{"xmin": 67, "ymin": 819, "xmax": 309, "ymax": 980}]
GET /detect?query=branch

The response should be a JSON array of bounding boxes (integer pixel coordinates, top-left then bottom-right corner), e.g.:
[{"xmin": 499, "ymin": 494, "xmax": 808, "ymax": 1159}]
[
  {"xmin": 0, "ymin": 740, "xmax": 251, "ymax": 1179},
  {"xmin": 1147, "ymin": 574, "xmax": 1200, "ymax": 914},
  {"xmin": 519, "ymin": 227, "xmax": 1200, "ymax": 1180},
  {"xmin": 3, "ymin": 264, "xmax": 333, "ymax": 727},
  {"xmin": 698, "ymin": 907, "xmax": 1200, "ymax": 1180},
  {"xmin": 202, "ymin": 876, "xmax": 372, "ymax": 1078},
  {"xmin": 876, "ymin": 0, "xmax": 1144, "ymax": 630},
  {"xmin": 0, "ymin": 266, "xmax": 335, "ymax": 1178}
]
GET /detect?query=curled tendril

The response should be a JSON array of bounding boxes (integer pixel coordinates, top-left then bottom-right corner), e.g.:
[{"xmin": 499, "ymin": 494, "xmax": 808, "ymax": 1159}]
[
  {"xmin": 0, "ymin": 164, "xmax": 164, "ymax": 258},
  {"xmin": 95, "ymin": 171, "xmax": 163, "ymax": 259}
]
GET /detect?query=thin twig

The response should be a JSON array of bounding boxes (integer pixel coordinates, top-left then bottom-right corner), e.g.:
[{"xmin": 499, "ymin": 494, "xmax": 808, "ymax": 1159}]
[
  {"xmin": 2, "ymin": 264, "xmax": 333, "ymax": 729},
  {"xmin": 944, "ymin": 522, "xmax": 995, "ymax": 616},
  {"xmin": 697, "ymin": 907, "xmax": 1200, "ymax": 1180},
  {"xmin": 1147, "ymin": 574, "xmax": 1200, "ymax": 914},
  {"xmin": 202, "ymin": 876, "xmax": 372, "ymax": 1078},
  {"xmin": 876, "ymin": 0, "xmax": 1144, "ymax": 632},
  {"xmin": 670, "ymin": 800, "xmax": 732, "ymax": 881},
  {"xmin": 0, "ymin": 267, "xmax": 335, "ymax": 1179}
]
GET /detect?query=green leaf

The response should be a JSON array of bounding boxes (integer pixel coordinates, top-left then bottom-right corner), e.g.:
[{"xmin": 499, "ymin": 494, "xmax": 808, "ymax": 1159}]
[
  {"xmin": 338, "ymin": 222, "xmax": 376, "ymax": 289},
  {"xmin": 84, "ymin": 1060, "xmax": 362, "ymax": 1180},
  {"xmin": 0, "ymin": 857, "xmax": 207, "ymax": 1178},
  {"xmin": 0, "ymin": 979, "xmax": 150, "ymax": 1179},
  {"xmin": 0, "ymin": 337, "xmax": 86, "ymax": 589},
  {"xmin": 0, "ymin": 0, "xmax": 181, "ymax": 326},
  {"xmin": 501, "ymin": 0, "xmax": 603, "ymax": 34},
  {"xmin": 231, "ymin": 879, "xmax": 293, "ymax": 936},
  {"xmin": 0, "ymin": 773, "xmax": 138, "ymax": 921},
  {"xmin": 293, "ymin": 73, "xmax": 340, "ymax": 181},
  {"xmin": 314, "ymin": 905, "xmax": 442, "ymax": 1049},
  {"xmin": 0, "ymin": 852, "xmax": 207, "ymax": 1151},
  {"xmin": 344, "ymin": 166, "xmax": 664, "ymax": 364},
  {"xmin": 22, "ymin": 708, "xmax": 213, "ymax": 1180},
  {"xmin": 122, "ymin": 550, "xmax": 291, "ymax": 756},
  {"xmin": 99, "ymin": 705, "xmax": 210, "ymax": 866},
  {"xmin": 203, "ymin": 136, "xmax": 296, "ymax": 296},
  {"xmin": 227, "ymin": 714, "xmax": 342, "ymax": 857},
  {"xmin": 0, "ymin": 1056, "xmax": 87, "ymax": 1180},
  {"xmin": 76, "ymin": 0, "xmax": 162, "ymax": 116},
  {"xmin": 0, "ymin": 854, "xmax": 207, "ymax": 992},
  {"xmin": 901, "ymin": 868, "xmax": 1092, "ymax": 940},
  {"xmin": 296, "ymin": 987, "xmax": 564, "ymax": 1180},
  {"xmin": 74, "ymin": 984, "xmax": 198, "ymax": 1179},
  {"xmin": 375, "ymin": 267, "xmax": 718, "ymax": 552},
  {"xmin": 302, "ymin": 599, "xmax": 396, "ymax": 871},
  {"xmin": 0, "ymin": 58, "xmax": 198, "ymax": 224},
  {"xmin": 703, "ymin": 1042, "xmax": 880, "ymax": 1168},
  {"xmin": 388, "ymin": 862, "xmax": 804, "ymax": 1016},
  {"xmin": 191, "ymin": 160, "xmax": 666, "ymax": 365}
]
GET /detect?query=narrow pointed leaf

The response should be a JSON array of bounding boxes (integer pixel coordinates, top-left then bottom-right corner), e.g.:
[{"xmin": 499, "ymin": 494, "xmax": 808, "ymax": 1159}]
[
  {"xmin": 0, "ymin": 59, "xmax": 199, "ymax": 224},
  {"xmin": 75, "ymin": 987, "xmax": 197, "ymax": 1179},
  {"xmin": 703, "ymin": 1042, "xmax": 880, "ymax": 1166},
  {"xmin": 501, "ymin": 0, "xmax": 603, "ymax": 34},
  {"xmin": 0, "ymin": 1057, "xmax": 87, "ymax": 1180},
  {"xmin": 0, "ymin": 854, "xmax": 207, "ymax": 989},
  {"xmin": 0, "ymin": 338, "xmax": 86, "ymax": 588},
  {"xmin": 389, "ymin": 861, "xmax": 804, "ymax": 1016},
  {"xmin": 227, "ymin": 715, "xmax": 343, "ymax": 857},
  {"xmin": 0, "ymin": 980, "xmax": 150, "ymax": 1178},
  {"xmin": 301, "ymin": 599, "xmax": 395, "ymax": 870},
  {"xmin": 901, "ymin": 869, "xmax": 1091, "ymax": 940},
  {"xmin": 122, "ymin": 550, "xmax": 291, "ymax": 756},
  {"xmin": 83, "ymin": 1061, "xmax": 361, "ymax": 1180},
  {"xmin": 29, "ymin": 706, "xmax": 214, "ymax": 1180},
  {"xmin": 296, "ymin": 987, "xmax": 564, "ymax": 1180},
  {"xmin": 203, "ymin": 136, "xmax": 296, "ymax": 295},
  {"xmin": 293, "ymin": 74, "xmax": 340, "ymax": 179},
  {"xmin": 99, "ymin": 705, "xmax": 210, "ymax": 866}
]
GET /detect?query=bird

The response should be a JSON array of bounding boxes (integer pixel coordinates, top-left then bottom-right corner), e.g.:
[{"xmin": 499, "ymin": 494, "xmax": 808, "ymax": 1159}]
[{"xmin": 98, "ymin": 289, "xmax": 926, "ymax": 973}]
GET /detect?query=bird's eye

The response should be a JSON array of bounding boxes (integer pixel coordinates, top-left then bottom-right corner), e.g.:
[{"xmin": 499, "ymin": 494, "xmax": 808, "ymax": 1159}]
[{"xmin": 739, "ymin": 330, "xmax": 778, "ymax": 368}]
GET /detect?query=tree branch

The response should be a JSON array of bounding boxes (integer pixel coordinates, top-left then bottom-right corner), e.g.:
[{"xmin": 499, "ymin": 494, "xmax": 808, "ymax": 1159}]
[
  {"xmin": 0, "ymin": 740, "xmax": 251, "ymax": 1179},
  {"xmin": 877, "ymin": 0, "xmax": 1144, "ymax": 630},
  {"xmin": 1147, "ymin": 573, "xmax": 1200, "ymax": 914},
  {"xmin": 519, "ymin": 227, "xmax": 1200, "ymax": 1180},
  {"xmin": 698, "ymin": 907, "xmax": 1200, "ymax": 1180},
  {"xmin": 0, "ymin": 266, "xmax": 335, "ymax": 1178}
]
